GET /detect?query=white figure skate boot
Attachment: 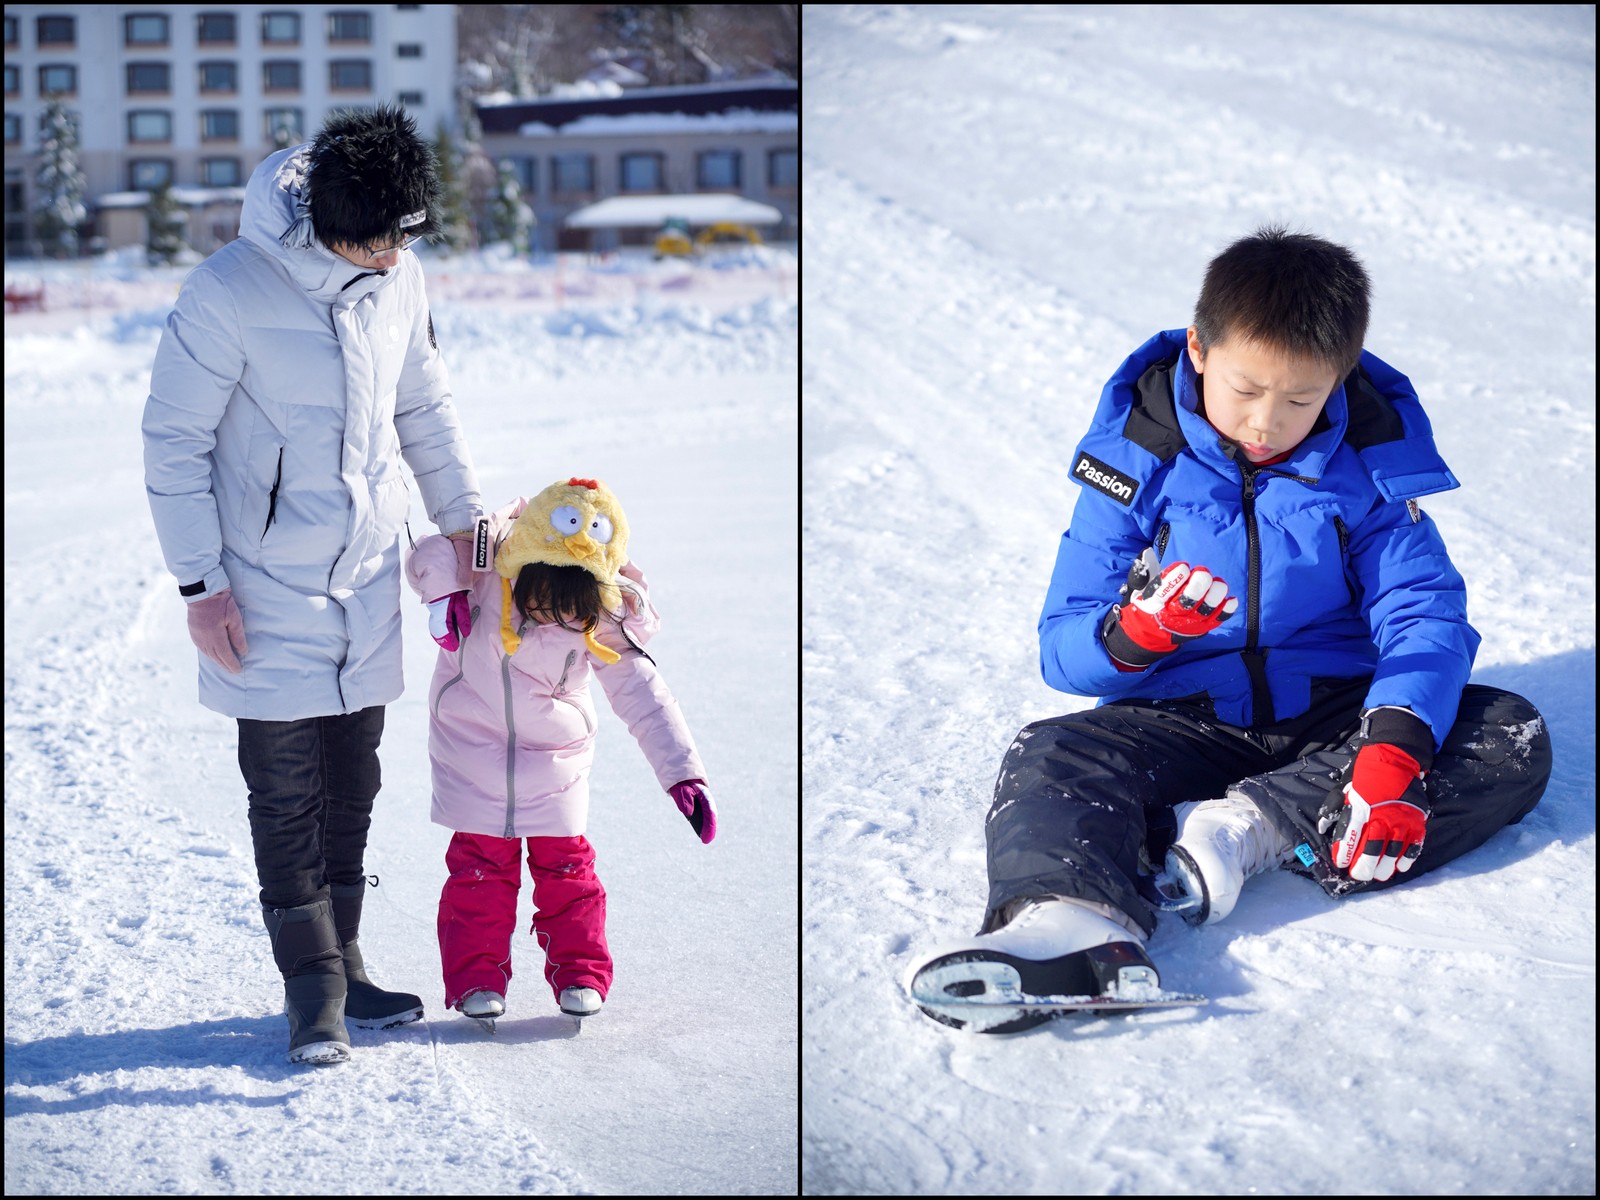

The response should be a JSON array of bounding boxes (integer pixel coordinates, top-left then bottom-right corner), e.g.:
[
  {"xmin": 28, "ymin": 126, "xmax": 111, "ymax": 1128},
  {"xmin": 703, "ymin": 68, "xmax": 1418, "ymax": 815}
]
[
  {"xmin": 1161, "ymin": 794, "xmax": 1295, "ymax": 925},
  {"xmin": 905, "ymin": 898, "xmax": 1157, "ymax": 1034}
]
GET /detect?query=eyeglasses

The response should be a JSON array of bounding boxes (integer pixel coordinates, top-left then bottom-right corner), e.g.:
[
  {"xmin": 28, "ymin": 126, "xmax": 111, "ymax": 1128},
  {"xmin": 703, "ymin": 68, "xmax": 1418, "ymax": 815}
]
[{"xmin": 363, "ymin": 235, "xmax": 417, "ymax": 257}]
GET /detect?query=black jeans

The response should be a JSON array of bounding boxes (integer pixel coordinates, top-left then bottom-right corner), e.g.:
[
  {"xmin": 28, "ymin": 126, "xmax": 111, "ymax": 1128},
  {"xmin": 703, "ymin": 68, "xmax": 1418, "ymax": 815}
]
[
  {"xmin": 983, "ymin": 680, "xmax": 1552, "ymax": 939},
  {"xmin": 237, "ymin": 706, "xmax": 386, "ymax": 910}
]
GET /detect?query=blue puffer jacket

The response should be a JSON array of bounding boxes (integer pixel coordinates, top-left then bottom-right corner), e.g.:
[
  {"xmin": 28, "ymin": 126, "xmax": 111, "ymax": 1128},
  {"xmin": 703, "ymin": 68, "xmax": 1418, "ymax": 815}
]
[{"xmin": 1041, "ymin": 329, "xmax": 1479, "ymax": 751}]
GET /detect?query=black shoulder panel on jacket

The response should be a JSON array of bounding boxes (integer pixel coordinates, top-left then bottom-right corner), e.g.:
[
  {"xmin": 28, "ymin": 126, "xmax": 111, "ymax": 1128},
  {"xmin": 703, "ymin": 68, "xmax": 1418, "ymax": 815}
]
[
  {"xmin": 1122, "ymin": 357, "xmax": 1189, "ymax": 462},
  {"xmin": 1342, "ymin": 364, "xmax": 1406, "ymax": 450}
]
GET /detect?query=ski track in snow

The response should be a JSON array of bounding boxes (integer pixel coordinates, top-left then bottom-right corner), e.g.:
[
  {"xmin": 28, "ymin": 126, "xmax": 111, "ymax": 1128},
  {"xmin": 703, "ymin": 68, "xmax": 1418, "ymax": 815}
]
[
  {"xmin": 804, "ymin": 6, "xmax": 1594, "ymax": 1195},
  {"xmin": 4, "ymin": 256, "xmax": 797, "ymax": 1194}
]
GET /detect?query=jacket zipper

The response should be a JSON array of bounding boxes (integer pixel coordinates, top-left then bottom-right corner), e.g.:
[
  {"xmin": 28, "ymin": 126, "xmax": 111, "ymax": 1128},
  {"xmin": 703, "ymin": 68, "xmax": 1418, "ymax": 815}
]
[
  {"xmin": 500, "ymin": 655, "xmax": 518, "ymax": 838},
  {"xmin": 1239, "ymin": 467, "xmax": 1275, "ymax": 725},
  {"xmin": 262, "ymin": 447, "xmax": 283, "ymax": 539},
  {"xmin": 1332, "ymin": 515, "xmax": 1358, "ymax": 604},
  {"xmin": 1155, "ymin": 522, "xmax": 1171, "ymax": 560},
  {"xmin": 551, "ymin": 648, "xmax": 595, "ymax": 733},
  {"xmin": 430, "ymin": 604, "xmax": 478, "ymax": 720}
]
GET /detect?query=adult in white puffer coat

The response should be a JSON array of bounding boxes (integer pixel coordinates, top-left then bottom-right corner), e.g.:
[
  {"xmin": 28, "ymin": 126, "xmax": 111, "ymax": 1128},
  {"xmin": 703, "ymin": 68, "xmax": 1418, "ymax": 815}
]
[{"xmin": 141, "ymin": 105, "xmax": 481, "ymax": 1067}]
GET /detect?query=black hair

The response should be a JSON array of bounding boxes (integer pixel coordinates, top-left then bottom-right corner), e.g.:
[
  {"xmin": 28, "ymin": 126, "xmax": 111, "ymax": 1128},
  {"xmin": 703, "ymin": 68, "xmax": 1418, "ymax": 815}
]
[
  {"xmin": 305, "ymin": 103, "xmax": 441, "ymax": 253},
  {"xmin": 1192, "ymin": 224, "xmax": 1371, "ymax": 378},
  {"xmin": 513, "ymin": 563, "xmax": 604, "ymax": 633}
]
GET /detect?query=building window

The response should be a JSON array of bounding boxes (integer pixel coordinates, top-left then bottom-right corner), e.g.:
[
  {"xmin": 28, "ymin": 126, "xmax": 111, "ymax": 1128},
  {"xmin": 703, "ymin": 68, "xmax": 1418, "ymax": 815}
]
[
  {"xmin": 4, "ymin": 17, "xmax": 17, "ymax": 49},
  {"xmin": 262, "ymin": 12, "xmax": 301, "ymax": 46},
  {"xmin": 330, "ymin": 60, "xmax": 373, "ymax": 91},
  {"xmin": 263, "ymin": 61, "xmax": 301, "ymax": 92},
  {"xmin": 128, "ymin": 111, "xmax": 173, "ymax": 143},
  {"xmin": 263, "ymin": 108, "xmax": 304, "ymax": 143},
  {"xmin": 697, "ymin": 150, "xmax": 741, "ymax": 190},
  {"xmin": 619, "ymin": 152, "xmax": 663, "ymax": 193},
  {"xmin": 127, "ymin": 63, "xmax": 172, "ymax": 95},
  {"xmin": 198, "ymin": 13, "xmax": 237, "ymax": 45},
  {"xmin": 201, "ymin": 110, "xmax": 239, "ymax": 141},
  {"xmin": 199, "ymin": 62, "xmax": 238, "ymax": 93},
  {"xmin": 4, "ymin": 114, "xmax": 20, "ymax": 146},
  {"xmin": 4, "ymin": 64, "xmax": 18, "ymax": 96},
  {"xmin": 130, "ymin": 160, "xmax": 174, "ymax": 190},
  {"xmin": 37, "ymin": 16, "xmax": 75, "ymax": 47},
  {"xmin": 125, "ymin": 13, "xmax": 170, "ymax": 47},
  {"xmin": 201, "ymin": 158, "xmax": 241, "ymax": 186},
  {"xmin": 397, "ymin": 90, "xmax": 424, "ymax": 107},
  {"xmin": 768, "ymin": 148, "xmax": 797, "ymax": 189},
  {"xmin": 506, "ymin": 157, "xmax": 537, "ymax": 194},
  {"xmin": 551, "ymin": 154, "xmax": 594, "ymax": 194},
  {"xmin": 328, "ymin": 12, "xmax": 373, "ymax": 43},
  {"xmin": 39, "ymin": 65, "xmax": 78, "ymax": 96},
  {"xmin": 397, "ymin": 43, "xmax": 423, "ymax": 58}
]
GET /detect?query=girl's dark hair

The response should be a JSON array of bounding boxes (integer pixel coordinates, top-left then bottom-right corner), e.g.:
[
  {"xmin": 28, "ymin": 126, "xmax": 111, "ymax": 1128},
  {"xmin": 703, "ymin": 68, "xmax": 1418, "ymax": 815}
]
[
  {"xmin": 513, "ymin": 562, "xmax": 604, "ymax": 633},
  {"xmin": 1192, "ymin": 224, "xmax": 1371, "ymax": 378}
]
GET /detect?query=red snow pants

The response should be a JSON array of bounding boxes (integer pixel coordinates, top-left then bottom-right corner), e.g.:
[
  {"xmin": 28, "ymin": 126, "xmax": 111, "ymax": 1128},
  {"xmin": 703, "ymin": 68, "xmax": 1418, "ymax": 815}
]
[{"xmin": 437, "ymin": 831, "xmax": 612, "ymax": 1010}]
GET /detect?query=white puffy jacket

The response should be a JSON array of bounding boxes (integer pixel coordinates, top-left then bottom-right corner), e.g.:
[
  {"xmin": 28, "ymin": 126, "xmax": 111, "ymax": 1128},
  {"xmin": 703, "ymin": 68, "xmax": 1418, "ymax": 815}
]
[{"xmin": 142, "ymin": 145, "xmax": 482, "ymax": 720}]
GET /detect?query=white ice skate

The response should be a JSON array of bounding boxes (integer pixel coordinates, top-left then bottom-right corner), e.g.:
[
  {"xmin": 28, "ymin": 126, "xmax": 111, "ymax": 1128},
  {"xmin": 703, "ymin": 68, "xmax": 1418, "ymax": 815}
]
[
  {"xmin": 1157, "ymin": 794, "xmax": 1295, "ymax": 925},
  {"xmin": 904, "ymin": 898, "xmax": 1174, "ymax": 1034},
  {"xmin": 458, "ymin": 989, "xmax": 506, "ymax": 1033},
  {"xmin": 559, "ymin": 986, "xmax": 602, "ymax": 1018}
]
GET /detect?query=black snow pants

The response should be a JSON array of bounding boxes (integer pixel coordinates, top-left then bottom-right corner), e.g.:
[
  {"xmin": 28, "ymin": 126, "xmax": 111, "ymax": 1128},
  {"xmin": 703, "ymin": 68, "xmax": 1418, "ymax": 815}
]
[
  {"xmin": 236, "ymin": 705, "xmax": 386, "ymax": 910},
  {"xmin": 982, "ymin": 678, "xmax": 1552, "ymax": 939}
]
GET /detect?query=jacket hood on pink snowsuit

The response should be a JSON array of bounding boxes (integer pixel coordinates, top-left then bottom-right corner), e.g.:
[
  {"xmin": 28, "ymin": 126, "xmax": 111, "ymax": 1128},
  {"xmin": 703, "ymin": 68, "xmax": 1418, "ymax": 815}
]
[{"xmin": 405, "ymin": 498, "xmax": 706, "ymax": 839}]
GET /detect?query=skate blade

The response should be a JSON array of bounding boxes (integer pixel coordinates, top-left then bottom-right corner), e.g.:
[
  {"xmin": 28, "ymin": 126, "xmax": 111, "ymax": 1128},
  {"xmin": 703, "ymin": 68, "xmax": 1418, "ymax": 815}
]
[
  {"xmin": 287, "ymin": 1040, "xmax": 350, "ymax": 1065},
  {"xmin": 910, "ymin": 959, "xmax": 1205, "ymax": 1033},
  {"xmin": 347, "ymin": 1006, "xmax": 425, "ymax": 1031}
]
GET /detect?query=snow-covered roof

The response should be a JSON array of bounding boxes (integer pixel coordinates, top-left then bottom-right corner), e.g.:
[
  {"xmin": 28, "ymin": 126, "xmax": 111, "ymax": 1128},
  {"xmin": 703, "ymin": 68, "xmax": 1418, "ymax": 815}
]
[
  {"xmin": 517, "ymin": 108, "xmax": 797, "ymax": 138},
  {"xmin": 563, "ymin": 193, "xmax": 784, "ymax": 229},
  {"xmin": 96, "ymin": 186, "xmax": 246, "ymax": 209}
]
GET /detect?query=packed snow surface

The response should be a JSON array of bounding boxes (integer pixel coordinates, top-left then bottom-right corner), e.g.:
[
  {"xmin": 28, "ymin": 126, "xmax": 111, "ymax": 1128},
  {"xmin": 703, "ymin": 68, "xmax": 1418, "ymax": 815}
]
[
  {"xmin": 803, "ymin": 6, "xmax": 1594, "ymax": 1195},
  {"xmin": 5, "ymin": 246, "xmax": 797, "ymax": 1193}
]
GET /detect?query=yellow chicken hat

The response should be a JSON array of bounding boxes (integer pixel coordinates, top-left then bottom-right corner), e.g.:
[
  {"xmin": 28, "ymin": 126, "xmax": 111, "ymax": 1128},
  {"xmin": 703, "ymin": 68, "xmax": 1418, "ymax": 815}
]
[{"xmin": 493, "ymin": 477, "xmax": 630, "ymax": 661}]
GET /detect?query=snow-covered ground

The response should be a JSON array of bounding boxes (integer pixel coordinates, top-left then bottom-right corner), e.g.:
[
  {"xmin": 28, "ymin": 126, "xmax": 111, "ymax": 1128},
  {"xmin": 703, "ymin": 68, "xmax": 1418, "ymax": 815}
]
[
  {"xmin": 4, "ymin": 246, "xmax": 796, "ymax": 1193},
  {"xmin": 803, "ymin": 6, "xmax": 1594, "ymax": 1195}
]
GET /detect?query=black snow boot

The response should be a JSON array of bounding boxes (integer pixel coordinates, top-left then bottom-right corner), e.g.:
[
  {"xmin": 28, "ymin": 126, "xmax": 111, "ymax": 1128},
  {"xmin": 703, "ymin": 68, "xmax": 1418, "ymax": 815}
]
[
  {"xmin": 261, "ymin": 897, "xmax": 351, "ymax": 1065},
  {"xmin": 330, "ymin": 880, "xmax": 424, "ymax": 1030}
]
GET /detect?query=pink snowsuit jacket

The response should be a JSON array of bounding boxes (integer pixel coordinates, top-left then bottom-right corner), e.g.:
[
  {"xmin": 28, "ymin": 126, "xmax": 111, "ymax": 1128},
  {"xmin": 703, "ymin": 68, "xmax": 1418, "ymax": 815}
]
[{"xmin": 405, "ymin": 498, "xmax": 706, "ymax": 838}]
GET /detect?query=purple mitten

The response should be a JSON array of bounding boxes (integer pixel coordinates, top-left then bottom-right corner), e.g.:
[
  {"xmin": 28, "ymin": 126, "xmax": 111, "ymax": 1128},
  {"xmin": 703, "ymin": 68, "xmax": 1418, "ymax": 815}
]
[
  {"xmin": 187, "ymin": 589, "xmax": 249, "ymax": 673},
  {"xmin": 669, "ymin": 779, "xmax": 717, "ymax": 844},
  {"xmin": 426, "ymin": 591, "xmax": 473, "ymax": 651}
]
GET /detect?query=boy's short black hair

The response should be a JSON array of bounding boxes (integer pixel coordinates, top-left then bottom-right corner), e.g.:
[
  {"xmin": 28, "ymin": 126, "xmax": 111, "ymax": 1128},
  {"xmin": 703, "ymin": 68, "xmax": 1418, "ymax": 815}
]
[
  {"xmin": 305, "ymin": 103, "xmax": 441, "ymax": 253},
  {"xmin": 1192, "ymin": 224, "xmax": 1371, "ymax": 378}
]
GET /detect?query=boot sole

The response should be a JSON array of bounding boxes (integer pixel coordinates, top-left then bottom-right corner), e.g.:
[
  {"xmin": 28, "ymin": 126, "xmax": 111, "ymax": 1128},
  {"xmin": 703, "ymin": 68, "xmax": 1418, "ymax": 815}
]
[
  {"xmin": 347, "ymin": 1006, "xmax": 424, "ymax": 1030},
  {"xmin": 288, "ymin": 1040, "xmax": 350, "ymax": 1065}
]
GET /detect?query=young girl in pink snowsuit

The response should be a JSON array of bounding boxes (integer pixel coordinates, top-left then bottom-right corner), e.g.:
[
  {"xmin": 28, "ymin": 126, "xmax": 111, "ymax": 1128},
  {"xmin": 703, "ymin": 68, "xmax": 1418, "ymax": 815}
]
[{"xmin": 404, "ymin": 477, "xmax": 716, "ymax": 1022}]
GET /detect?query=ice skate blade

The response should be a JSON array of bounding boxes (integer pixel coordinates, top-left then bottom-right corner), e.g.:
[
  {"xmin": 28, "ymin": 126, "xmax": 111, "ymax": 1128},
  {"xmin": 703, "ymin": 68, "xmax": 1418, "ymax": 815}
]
[
  {"xmin": 465, "ymin": 1014, "xmax": 498, "ymax": 1035},
  {"xmin": 347, "ymin": 1005, "xmax": 424, "ymax": 1031},
  {"xmin": 908, "ymin": 952, "xmax": 1205, "ymax": 1034}
]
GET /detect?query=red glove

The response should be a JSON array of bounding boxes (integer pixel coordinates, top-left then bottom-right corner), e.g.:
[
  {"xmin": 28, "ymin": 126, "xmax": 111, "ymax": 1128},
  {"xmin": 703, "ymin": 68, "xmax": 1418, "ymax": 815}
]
[
  {"xmin": 1321, "ymin": 742, "xmax": 1429, "ymax": 882},
  {"xmin": 1102, "ymin": 548, "xmax": 1239, "ymax": 671},
  {"xmin": 187, "ymin": 588, "xmax": 249, "ymax": 673},
  {"xmin": 426, "ymin": 592, "xmax": 473, "ymax": 651},
  {"xmin": 669, "ymin": 779, "xmax": 717, "ymax": 844}
]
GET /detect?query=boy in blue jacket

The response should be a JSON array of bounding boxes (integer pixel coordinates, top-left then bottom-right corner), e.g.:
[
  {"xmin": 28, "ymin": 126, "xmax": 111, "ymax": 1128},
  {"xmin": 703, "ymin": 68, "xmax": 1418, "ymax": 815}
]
[{"xmin": 909, "ymin": 226, "xmax": 1552, "ymax": 1033}]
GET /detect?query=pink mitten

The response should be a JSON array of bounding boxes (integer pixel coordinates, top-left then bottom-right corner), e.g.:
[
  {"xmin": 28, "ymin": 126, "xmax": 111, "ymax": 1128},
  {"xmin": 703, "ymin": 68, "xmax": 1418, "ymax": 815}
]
[
  {"xmin": 426, "ymin": 591, "xmax": 473, "ymax": 651},
  {"xmin": 668, "ymin": 779, "xmax": 717, "ymax": 844}
]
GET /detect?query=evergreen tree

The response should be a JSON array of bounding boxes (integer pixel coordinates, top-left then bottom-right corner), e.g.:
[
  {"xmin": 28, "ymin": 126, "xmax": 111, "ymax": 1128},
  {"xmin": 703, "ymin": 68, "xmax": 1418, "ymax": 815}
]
[
  {"xmin": 432, "ymin": 125, "xmax": 475, "ymax": 253},
  {"xmin": 33, "ymin": 100, "xmax": 88, "ymax": 259},
  {"xmin": 487, "ymin": 159, "xmax": 536, "ymax": 254},
  {"xmin": 145, "ymin": 180, "xmax": 188, "ymax": 266}
]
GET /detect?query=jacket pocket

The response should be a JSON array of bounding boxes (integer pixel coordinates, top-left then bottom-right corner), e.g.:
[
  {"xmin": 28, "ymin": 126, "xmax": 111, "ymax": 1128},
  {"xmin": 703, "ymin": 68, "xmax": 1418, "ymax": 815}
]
[{"xmin": 261, "ymin": 446, "xmax": 284, "ymax": 542}]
